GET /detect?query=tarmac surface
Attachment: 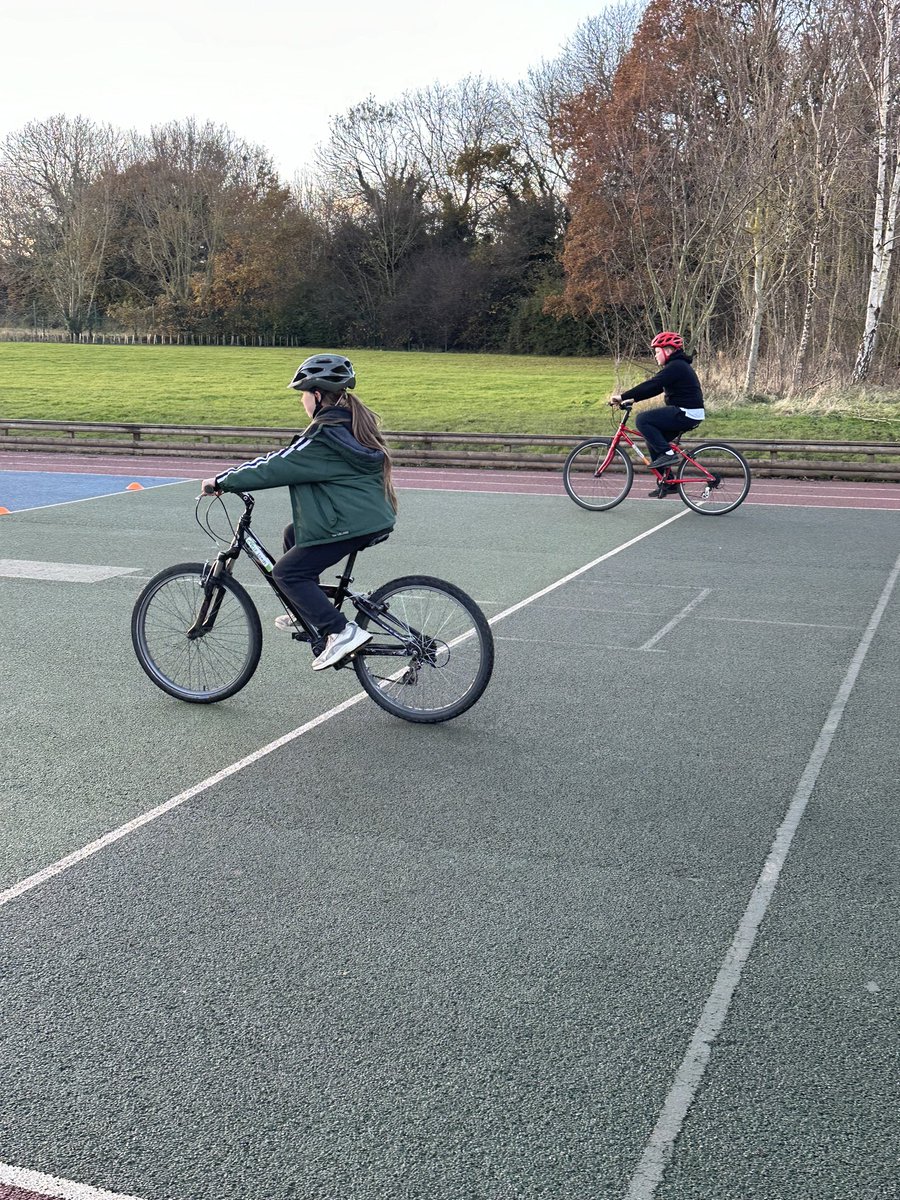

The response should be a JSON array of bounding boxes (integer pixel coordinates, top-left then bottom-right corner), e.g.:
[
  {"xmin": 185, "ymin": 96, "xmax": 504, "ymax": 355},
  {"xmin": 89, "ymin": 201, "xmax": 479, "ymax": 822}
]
[{"xmin": 0, "ymin": 457, "xmax": 897, "ymax": 1200}]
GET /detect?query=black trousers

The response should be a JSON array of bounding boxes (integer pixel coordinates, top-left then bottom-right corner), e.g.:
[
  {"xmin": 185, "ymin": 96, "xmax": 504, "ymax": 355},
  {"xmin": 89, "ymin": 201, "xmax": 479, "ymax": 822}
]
[
  {"xmin": 635, "ymin": 406, "xmax": 701, "ymax": 459},
  {"xmin": 273, "ymin": 524, "xmax": 389, "ymax": 636}
]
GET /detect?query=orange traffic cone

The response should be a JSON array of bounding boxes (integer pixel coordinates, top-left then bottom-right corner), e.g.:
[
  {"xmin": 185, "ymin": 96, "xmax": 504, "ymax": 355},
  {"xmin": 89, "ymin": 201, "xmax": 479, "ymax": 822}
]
[
  {"xmin": 0, "ymin": 506, "xmax": 9, "ymax": 514},
  {"xmin": 126, "ymin": 482, "xmax": 144, "ymax": 491}
]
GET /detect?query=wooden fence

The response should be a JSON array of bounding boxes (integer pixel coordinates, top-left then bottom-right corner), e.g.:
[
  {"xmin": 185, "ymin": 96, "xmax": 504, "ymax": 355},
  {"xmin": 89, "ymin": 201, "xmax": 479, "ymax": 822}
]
[{"xmin": 1, "ymin": 418, "xmax": 900, "ymax": 480}]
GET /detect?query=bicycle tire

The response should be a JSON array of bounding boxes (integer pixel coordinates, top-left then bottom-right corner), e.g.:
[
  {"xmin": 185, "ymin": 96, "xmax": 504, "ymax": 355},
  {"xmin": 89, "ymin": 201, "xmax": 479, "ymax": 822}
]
[
  {"xmin": 563, "ymin": 438, "xmax": 634, "ymax": 511},
  {"xmin": 132, "ymin": 563, "xmax": 263, "ymax": 702},
  {"xmin": 352, "ymin": 575, "xmax": 494, "ymax": 723},
  {"xmin": 676, "ymin": 444, "xmax": 752, "ymax": 515}
]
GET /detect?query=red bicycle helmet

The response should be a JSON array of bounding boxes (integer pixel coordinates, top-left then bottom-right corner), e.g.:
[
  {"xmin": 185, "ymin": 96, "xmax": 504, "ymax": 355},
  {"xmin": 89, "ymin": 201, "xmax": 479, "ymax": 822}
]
[{"xmin": 650, "ymin": 331, "xmax": 684, "ymax": 351}]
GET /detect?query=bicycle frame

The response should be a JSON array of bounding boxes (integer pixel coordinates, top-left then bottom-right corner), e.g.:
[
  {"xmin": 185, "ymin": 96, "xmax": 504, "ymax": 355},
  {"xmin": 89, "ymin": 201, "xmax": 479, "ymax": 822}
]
[
  {"xmin": 603, "ymin": 410, "xmax": 715, "ymax": 483},
  {"xmin": 194, "ymin": 492, "xmax": 434, "ymax": 665}
]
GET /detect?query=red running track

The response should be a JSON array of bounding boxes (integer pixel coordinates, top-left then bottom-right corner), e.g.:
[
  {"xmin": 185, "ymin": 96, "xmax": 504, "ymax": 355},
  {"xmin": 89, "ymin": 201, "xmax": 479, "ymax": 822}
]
[{"xmin": 2, "ymin": 449, "xmax": 900, "ymax": 510}]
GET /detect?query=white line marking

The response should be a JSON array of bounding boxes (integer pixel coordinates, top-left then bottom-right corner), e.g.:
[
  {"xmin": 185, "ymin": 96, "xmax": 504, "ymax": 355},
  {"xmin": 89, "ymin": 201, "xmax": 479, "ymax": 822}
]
[
  {"xmin": 0, "ymin": 1160, "xmax": 143, "ymax": 1200},
  {"xmin": 401, "ymin": 486, "xmax": 562, "ymax": 497},
  {"xmin": 0, "ymin": 693, "xmax": 368, "ymax": 910},
  {"xmin": 699, "ymin": 616, "xmax": 857, "ymax": 631},
  {"xmin": 539, "ymin": 604, "xmax": 670, "ymax": 616},
  {"xmin": 0, "ymin": 559, "xmax": 140, "ymax": 583},
  {"xmin": 485, "ymin": 510, "xmax": 689, "ymax": 628},
  {"xmin": 625, "ymin": 548, "xmax": 900, "ymax": 1199},
  {"xmin": 639, "ymin": 589, "xmax": 711, "ymax": 651},
  {"xmin": 0, "ymin": 510, "xmax": 686, "ymax": 910},
  {"xmin": 496, "ymin": 635, "xmax": 663, "ymax": 654},
  {"xmin": 0, "ymin": 478, "xmax": 185, "ymax": 515}
]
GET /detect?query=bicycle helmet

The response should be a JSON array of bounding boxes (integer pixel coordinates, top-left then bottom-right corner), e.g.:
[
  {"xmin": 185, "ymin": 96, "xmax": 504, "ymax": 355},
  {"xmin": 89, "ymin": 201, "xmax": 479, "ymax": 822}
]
[
  {"xmin": 288, "ymin": 353, "xmax": 356, "ymax": 392},
  {"xmin": 650, "ymin": 331, "xmax": 684, "ymax": 351}
]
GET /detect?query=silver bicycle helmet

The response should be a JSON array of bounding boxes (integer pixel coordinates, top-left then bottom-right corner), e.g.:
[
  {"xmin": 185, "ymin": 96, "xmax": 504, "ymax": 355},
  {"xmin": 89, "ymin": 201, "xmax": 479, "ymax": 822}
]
[{"xmin": 288, "ymin": 353, "xmax": 356, "ymax": 392}]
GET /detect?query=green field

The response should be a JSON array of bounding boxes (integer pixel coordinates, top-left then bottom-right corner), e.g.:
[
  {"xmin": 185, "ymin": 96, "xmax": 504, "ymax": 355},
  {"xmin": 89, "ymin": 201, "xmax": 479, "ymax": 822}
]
[{"xmin": 2, "ymin": 342, "xmax": 900, "ymax": 441}]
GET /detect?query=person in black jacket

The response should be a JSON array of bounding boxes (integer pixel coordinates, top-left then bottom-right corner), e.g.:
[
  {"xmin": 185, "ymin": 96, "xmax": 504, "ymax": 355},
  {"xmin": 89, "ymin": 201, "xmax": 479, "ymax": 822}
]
[
  {"xmin": 610, "ymin": 332, "xmax": 705, "ymax": 484},
  {"xmin": 201, "ymin": 353, "xmax": 397, "ymax": 672}
]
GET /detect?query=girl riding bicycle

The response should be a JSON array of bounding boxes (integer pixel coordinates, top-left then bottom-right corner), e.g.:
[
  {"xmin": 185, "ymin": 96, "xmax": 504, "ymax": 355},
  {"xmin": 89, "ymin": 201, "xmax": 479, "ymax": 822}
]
[
  {"xmin": 610, "ymin": 332, "xmax": 705, "ymax": 489},
  {"xmin": 201, "ymin": 353, "xmax": 397, "ymax": 671}
]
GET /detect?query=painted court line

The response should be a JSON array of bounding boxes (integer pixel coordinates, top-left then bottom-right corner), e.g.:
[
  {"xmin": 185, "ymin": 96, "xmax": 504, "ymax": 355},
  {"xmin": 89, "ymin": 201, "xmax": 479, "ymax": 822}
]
[
  {"xmin": 0, "ymin": 479, "xmax": 185, "ymax": 515},
  {"xmin": 639, "ymin": 588, "xmax": 711, "ymax": 651},
  {"xmin": 0, "ymin": 560, "xmax": 139, "ymax": 583},
  {"xmin": 0, "ymin": 694, "xmax": 369, "ymax": 911},
  {"xmin": 624, "ymin": 548, "xmax": 900, "ymax": 1199},
  {"xmin": 496, "ymin": 635, "xmax": 663, "ymax": 654},
  {"xmin": 0, "ymin": 509, "xmax": 687, "ymax": 913},
  {"xmin": 0, "ymin": 1160, "xmax": 142, "ymax": 1200},
  {"xmin": 485, "ymin": 509, "xmax": 689, "ymax": 628},
  {"xmin": 699, "ymin": 615, "xmax": 857, "ymax": 631}
]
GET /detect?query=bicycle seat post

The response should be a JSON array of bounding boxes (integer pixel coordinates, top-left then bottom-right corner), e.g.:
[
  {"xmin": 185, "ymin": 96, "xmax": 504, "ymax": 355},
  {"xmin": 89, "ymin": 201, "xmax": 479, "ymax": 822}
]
[{"xmin": 335, "ymin": 550, "xmax": 359, "ymax": 590}]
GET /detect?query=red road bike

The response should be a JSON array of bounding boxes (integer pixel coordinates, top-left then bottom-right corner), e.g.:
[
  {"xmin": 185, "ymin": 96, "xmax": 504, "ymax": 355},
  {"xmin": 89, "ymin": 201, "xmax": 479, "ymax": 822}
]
[{"xmin": 563, "ymin": 401, "xmax": 751, "ymax": 515}]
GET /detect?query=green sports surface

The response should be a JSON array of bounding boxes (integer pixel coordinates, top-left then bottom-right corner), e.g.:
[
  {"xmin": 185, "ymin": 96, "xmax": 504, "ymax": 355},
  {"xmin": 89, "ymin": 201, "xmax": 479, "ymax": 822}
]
[{"xmin": 0, "ymin": 475, "xmax": 897, "ymax": 1200}]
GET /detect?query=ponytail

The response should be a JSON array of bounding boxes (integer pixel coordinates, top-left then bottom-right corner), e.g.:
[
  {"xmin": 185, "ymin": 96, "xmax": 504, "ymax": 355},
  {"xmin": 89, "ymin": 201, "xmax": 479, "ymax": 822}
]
[{"xmin": 317, "ymin": 390, "xmax": 398, "ymax": 512}]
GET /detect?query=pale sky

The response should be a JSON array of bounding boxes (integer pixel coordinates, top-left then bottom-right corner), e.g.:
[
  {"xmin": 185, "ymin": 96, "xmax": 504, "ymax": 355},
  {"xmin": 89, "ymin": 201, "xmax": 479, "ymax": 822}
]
[{"xmin": 1, "ymin": 0, "xmax": 608, "ymax": 180}]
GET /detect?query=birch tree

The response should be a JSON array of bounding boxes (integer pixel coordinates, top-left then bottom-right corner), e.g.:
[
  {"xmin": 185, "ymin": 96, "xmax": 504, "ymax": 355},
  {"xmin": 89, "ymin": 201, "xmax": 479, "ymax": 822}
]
[{"xmin": 852, "ymin": 0, "xmax": 900, "ymax": 381}]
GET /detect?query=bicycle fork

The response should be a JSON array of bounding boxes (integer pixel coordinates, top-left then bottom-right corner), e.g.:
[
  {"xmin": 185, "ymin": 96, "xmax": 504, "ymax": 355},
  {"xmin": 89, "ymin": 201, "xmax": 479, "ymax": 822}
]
[{"xmin": 186, "ymin": 556, "xmax": 235, "ymax": 638}]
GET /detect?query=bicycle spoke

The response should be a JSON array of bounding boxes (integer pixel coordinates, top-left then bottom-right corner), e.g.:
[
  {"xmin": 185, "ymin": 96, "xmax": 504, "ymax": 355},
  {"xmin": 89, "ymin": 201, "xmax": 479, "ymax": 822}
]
[
  {"xmin": 677, "ymin": 444, "xmax": 751, "ymax": 515},
  {"xmin": 354, "ymin": 578, "xmax": 493, "ymax": 721},
  {"xmin": 563, "ymin": 439, "xmax": 633, "ymax": 511},
  {"xmin": 133, "ymin": 565, "xmax": 262, "ymax": 702}
]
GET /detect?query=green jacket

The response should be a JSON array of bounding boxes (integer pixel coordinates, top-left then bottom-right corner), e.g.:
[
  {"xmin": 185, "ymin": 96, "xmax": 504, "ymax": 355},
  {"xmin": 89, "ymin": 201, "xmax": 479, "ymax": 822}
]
[{"xmin": 215, "ymin": 409, "xmax": 396, "ymax": 548}]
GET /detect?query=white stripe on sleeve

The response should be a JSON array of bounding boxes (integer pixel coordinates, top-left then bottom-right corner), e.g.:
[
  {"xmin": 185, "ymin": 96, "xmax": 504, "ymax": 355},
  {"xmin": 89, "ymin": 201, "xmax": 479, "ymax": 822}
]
[{"xmin": 217, "ymin": 438, "xmax": 312, "ymax": 483}]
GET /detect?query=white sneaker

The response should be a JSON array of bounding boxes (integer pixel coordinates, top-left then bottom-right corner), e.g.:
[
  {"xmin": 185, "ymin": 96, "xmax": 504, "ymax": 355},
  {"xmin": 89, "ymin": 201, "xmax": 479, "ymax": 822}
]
[
  {"xmin": 274, "ymin": 614, "xmax": 300, "ymax": 632},
  {"xmin": 311, "ymin": 622, "xmax": 372, "ymax": 671}
]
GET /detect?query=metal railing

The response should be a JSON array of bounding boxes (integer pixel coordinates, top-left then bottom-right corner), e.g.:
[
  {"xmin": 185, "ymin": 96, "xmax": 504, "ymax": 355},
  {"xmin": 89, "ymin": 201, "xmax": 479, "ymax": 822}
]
[{"xmin": 1, "ymin": 418, "xmax": 900, "ymax": 480}]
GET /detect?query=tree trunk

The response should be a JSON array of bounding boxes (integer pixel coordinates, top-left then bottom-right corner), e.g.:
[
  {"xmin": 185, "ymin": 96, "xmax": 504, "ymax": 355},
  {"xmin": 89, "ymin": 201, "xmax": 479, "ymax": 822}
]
[
  {"xmin": 743, "ymin": 220, "xmax": 766, "ymax": 395},
  {"xmin": 853, "ymin": 0, "xmax": 900, "ymax": 382}
]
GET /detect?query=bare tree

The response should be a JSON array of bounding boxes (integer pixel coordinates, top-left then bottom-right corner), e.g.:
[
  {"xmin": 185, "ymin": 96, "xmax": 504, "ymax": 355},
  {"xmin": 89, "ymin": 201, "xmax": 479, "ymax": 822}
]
[
  {"xmin": 509, "ymin": 5, "xmax": 644, "ymax": 199},
  {"xmin": 124, "ymin": 118, "xmax": 272, "ymax": 324},
  {"xmin": 789, "ymin": 1, "xmax": 857, "ymax": 391},
  {"xmin": 316, "ymin": 99, "xmax": 428, "ymax": 338},
  {"xmin": 400, "ymin": 76, "xmax": 514, "ymax": 236},
  {"xmin": 0, "ymin": 115, "xmax": 124, "ymax": 336}
]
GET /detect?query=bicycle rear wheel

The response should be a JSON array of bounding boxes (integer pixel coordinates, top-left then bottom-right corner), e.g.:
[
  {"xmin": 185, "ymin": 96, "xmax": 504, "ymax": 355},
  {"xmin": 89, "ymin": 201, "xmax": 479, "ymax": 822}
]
[
  {"xmin": 563, "ymin": 438, "xmax": 634, "ymax": 511},
  {"xmin": 676, "ymin": 444, "xmax": 751, "ymax": 515},
  {"xmin": 132, "ymin": 563, "xmax": 262, "ymax": 702},
  {"xmin": 353, "ymin": 576, "xmax": 494, "ymax": 723}
]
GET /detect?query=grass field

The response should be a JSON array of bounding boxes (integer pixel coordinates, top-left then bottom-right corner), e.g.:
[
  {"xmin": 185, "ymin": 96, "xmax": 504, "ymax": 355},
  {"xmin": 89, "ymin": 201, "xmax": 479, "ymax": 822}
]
[{"xmin": 2, "ymin": 342, "xmax": 900, "ymax": 441}]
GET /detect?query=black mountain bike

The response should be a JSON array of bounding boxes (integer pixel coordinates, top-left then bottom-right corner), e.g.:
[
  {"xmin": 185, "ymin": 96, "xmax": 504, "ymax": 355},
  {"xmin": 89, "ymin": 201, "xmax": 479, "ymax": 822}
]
[{"xmin": 131, "ymin": 492, "xmax": 494, "ymax": 724}]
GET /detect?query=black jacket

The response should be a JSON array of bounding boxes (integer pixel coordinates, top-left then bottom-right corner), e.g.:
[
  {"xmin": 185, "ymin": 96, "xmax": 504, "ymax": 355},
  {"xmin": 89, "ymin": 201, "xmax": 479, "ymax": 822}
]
[{"xmin": 621, "ymin": 351, "xmax": 704, "ymax": 412}]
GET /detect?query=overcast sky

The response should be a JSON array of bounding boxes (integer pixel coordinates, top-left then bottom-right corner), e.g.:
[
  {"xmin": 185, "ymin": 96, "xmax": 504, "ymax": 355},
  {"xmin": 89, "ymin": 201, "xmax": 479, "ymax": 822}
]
[{"xmin": 1, "ymin": 0, "xmax": 608, "ymax": 180}]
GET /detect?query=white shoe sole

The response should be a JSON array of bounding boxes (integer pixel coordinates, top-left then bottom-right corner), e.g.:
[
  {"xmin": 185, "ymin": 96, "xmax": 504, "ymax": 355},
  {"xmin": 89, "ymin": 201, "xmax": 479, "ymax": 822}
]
[{"xmin": 311, "ymin": 629, "xmax": 372, "ymax": 671}]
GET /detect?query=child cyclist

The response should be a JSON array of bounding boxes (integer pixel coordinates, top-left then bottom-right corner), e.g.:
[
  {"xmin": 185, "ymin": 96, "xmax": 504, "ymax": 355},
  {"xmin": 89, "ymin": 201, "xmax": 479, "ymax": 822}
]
[
  {"xmin": 201, "ymin": 353, "xmax": 397, "ymax": 671},
  {"xmin": 610, "ymin": 332, "xmax": 705, "ymax": 494}
]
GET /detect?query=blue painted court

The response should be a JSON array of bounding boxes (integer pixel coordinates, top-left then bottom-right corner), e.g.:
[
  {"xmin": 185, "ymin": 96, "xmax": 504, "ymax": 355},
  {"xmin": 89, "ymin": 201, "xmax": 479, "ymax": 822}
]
[{"xmin": 0, "ymin": 470, "xmax": 188, "ymax": 511}]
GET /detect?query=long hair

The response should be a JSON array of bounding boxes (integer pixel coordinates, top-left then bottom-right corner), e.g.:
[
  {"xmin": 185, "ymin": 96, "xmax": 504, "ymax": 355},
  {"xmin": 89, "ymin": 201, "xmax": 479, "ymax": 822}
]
[{"xmin": 317, "ymin": 390, "xmax": 398, "ymax": 511}]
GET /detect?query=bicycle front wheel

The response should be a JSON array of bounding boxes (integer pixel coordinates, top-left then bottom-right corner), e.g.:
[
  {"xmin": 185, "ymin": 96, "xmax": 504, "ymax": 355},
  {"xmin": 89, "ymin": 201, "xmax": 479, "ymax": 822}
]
[
  {"xmin": 677, "ymin": 444, "xmax": 751, "ymax": 515},
  {"xmin": 563, "ymin": 438, "xmax": 634, "ymax": 511},
  {"xmin": 132, "ymin": 563, "xmax": 262, "ymax": 702},
  {"xmin": 353, "ymin": 576, "xmax": 494, "ymax": 723}
]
